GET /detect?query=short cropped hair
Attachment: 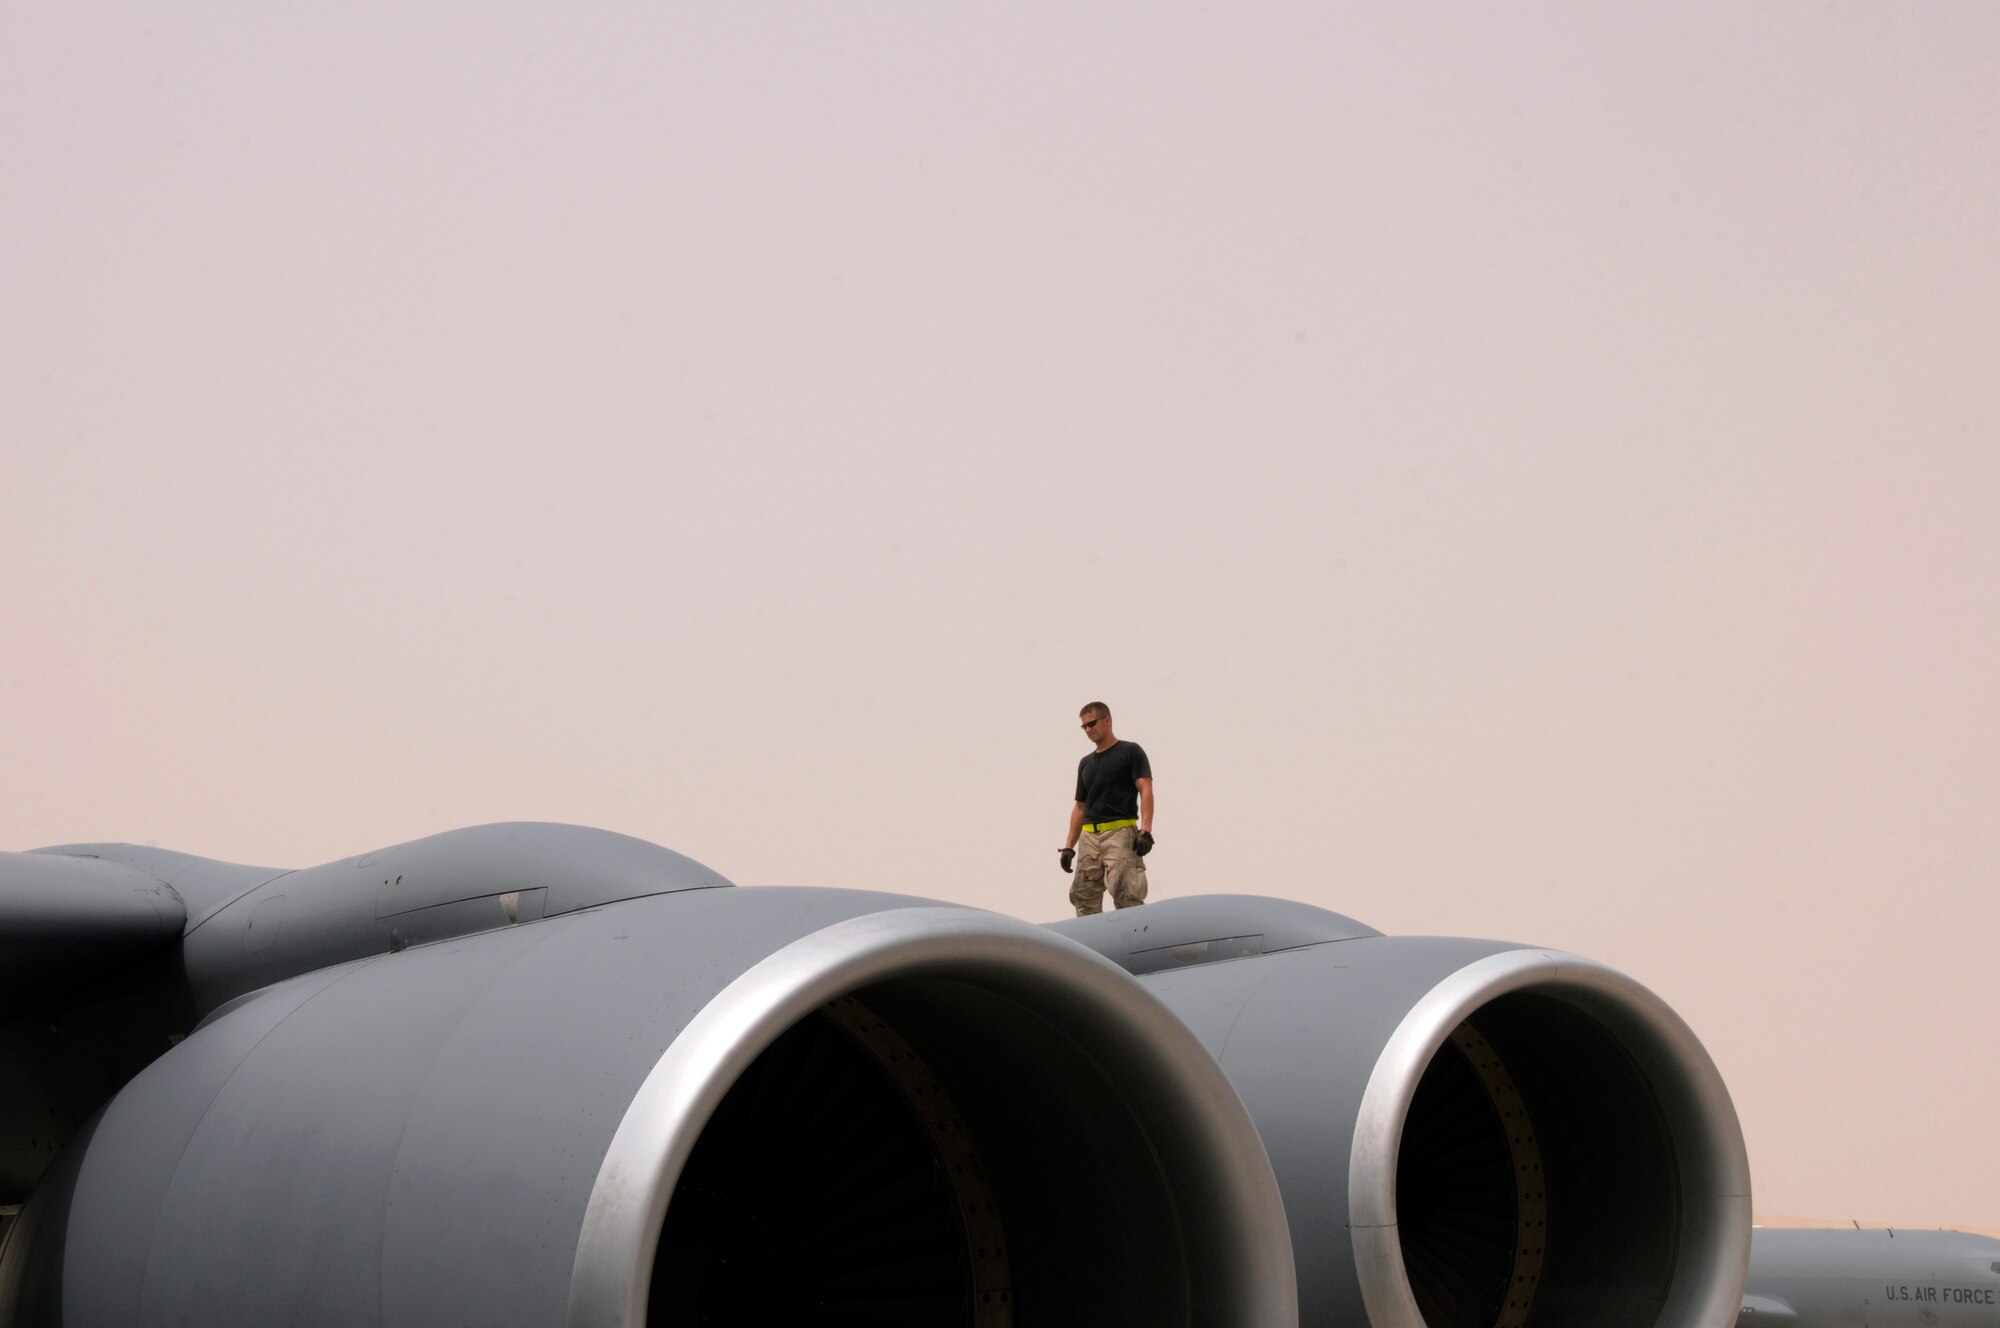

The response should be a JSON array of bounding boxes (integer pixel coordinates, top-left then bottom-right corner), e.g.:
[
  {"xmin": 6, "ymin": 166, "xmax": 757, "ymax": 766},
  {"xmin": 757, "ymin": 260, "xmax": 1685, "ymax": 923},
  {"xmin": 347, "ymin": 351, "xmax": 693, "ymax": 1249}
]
[{"xmin": 1079, "ymin": 701, "xmax": 1111, "ymax": 721}]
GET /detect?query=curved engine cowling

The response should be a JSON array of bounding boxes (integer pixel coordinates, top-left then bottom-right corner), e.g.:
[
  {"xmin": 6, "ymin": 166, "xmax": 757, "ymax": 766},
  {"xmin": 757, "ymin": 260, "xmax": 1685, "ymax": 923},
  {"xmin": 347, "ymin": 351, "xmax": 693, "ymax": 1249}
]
[
  {"xmin": 1052, "ymin": 897, "xmax": 1751, "ymax": 1328},
  {"xmin": 2, "ymin": 887, "xmax": 1297, "ymax": 1328}
]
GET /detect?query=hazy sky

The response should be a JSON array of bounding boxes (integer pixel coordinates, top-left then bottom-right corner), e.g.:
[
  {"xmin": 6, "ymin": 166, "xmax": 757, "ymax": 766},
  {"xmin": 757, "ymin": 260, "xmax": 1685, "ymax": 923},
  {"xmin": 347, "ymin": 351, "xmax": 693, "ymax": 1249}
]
[{"xmin": 5, "ymin": 3, "xmax": 1996, "ymax": 1226}]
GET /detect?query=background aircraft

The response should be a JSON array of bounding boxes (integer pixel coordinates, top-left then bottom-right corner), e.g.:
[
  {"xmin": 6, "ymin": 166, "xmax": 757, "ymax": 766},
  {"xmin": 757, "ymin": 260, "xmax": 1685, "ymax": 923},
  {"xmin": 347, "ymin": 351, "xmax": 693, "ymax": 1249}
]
[
  {"xmin": 1742, "ymin": 1228, "xmax": 2000, "ymax": 1326},
  {"xmin": 3, "ymin": 822, "xmax": 1752, "ymax": 1327}
]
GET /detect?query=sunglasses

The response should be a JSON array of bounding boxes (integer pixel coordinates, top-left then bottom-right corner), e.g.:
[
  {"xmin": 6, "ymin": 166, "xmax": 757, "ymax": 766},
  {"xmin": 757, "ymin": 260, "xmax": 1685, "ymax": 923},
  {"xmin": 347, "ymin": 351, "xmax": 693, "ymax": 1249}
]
[{"xmin": 1081, "ymin": 718, "xmax": 1102, "ymax": 730}]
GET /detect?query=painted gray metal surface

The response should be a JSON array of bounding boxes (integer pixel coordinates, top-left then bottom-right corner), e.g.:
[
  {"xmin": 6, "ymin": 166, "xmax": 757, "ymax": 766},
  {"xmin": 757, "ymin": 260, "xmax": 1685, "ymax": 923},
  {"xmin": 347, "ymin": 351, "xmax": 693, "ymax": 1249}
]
[
  {"xmin": 566, "ymin": 903, "xmax": 1297, "ymax": 1328},
  {"xmin": 1, "ymin": 827, "xmax": 1300, "ymax": 1328},
  {"xmin": 41, "ymin": 889, "xmax": 906, "ymax": 1328},
  {"xmin": 172, "ymin": 821, "xmax": 734, "ymax": 1015},
  {"xmin": 4, "ymin": 831, "xmax": 1773, "ymax": 1328},
  {"xmin": 7, "ymin": 823, "xmax": 728, "ymax": 1018},
  {"xmin": 1742, "ymin": 1228, "xmax": 2000, "ymax": 1326},
  {"xmin": 22, "ymin": 843, "xmax": 285, "ymax": 934},
  {"xmin": 1050, "ymin": 893, "xmax": 1381, "ymax": 975},
  {"xmin": 1139, "ymin": 929, "xmax": 1523, "ymax": 1327},
  {"xmin": 0, "ymin": 854, "xmax": 183, "ymax": 1019},
  {"xmin": 1058, "ymin": 895, "xmax": 1752, "ymax": 1328}
]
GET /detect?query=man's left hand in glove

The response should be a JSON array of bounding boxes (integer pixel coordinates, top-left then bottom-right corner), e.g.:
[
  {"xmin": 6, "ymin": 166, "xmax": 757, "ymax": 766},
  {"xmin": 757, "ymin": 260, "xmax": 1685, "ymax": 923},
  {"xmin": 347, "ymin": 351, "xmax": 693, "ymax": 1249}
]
[{"xmin": 1134, "ymin": 830, "xmax": 1155, "ymax": 857}]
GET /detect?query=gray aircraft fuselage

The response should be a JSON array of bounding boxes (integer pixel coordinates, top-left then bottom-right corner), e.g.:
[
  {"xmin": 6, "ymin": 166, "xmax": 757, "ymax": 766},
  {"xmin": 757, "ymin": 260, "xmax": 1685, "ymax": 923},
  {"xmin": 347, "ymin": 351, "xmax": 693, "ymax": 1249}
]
[{"xmin": 1745, "ymin": 1228, "xmax": 2000, "ymax": 1326}]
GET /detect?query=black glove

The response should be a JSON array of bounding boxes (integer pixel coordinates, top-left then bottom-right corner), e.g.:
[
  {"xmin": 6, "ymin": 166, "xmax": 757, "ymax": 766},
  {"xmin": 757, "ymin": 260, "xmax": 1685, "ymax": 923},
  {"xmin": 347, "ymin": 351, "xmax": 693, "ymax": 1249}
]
[
  {"xmin": 1059, "ymin": 848, "xmax": 1075, "ymax": 874},
  {"xmin": 1134, "ymin": 830, "xmax": 1155, "ymax": 857}
]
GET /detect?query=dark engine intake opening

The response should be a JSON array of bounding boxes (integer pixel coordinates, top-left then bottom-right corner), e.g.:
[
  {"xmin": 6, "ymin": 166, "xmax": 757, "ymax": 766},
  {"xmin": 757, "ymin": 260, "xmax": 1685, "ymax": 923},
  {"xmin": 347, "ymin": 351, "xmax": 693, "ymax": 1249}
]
[
  {"xmin": 646, "ymin": 972, "xmax": 1250, "ymax": 1328},
  {"xmin": 652, "ymin": 1001, "xmax": 994, "ymax": 1326},
  {"xmin": 1393, "ymin": 993, "xmax": 1684, "ymax": 1328},
  {"xmin": 1396, "ymin": 1025, "xmax": 1540, "ymax": 1328}
]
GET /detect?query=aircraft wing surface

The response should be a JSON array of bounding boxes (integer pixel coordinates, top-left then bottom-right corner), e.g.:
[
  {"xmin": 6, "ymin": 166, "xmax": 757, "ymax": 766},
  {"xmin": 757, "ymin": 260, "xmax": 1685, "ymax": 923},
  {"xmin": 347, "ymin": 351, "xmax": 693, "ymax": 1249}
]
[{"xmin": 0, "ymin": 851, "xmax": 184, "ymax": 1017}]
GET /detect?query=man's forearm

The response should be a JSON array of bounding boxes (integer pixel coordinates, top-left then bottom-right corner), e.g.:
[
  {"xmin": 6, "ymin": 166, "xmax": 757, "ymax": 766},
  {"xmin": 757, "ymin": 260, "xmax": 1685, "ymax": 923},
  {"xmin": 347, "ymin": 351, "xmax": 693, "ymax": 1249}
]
[
  {"xmin": 1065, "ymin": 803, "xmax": 1085, "ymax": 849},
  {"xmin": 1139, "ymin": 787, "xmax": 1154, "ymax": 834}
]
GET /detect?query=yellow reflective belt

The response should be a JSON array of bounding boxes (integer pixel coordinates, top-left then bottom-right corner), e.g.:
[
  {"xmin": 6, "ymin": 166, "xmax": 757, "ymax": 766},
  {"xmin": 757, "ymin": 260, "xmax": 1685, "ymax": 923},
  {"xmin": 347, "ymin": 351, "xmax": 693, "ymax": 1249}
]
[{"xmin": 1081, "ymin": 818, "xmax": 1138, "ymax": 834}]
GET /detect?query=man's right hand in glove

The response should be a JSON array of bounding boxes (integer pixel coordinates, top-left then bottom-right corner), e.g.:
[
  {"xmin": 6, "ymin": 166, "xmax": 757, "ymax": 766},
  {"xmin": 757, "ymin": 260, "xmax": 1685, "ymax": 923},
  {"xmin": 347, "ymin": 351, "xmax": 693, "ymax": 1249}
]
[{"xmin": 1059, "ymin": 847, "xmax": 1076, "ymax": 874}]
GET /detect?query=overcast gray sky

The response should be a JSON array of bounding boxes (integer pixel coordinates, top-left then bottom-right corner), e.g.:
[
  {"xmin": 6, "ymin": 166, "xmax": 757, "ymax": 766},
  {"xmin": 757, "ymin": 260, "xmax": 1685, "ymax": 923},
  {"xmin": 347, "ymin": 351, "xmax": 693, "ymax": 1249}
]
[{"xmin": 5, "ymin": 2, "xmax": 1996, "ymax": 1227}]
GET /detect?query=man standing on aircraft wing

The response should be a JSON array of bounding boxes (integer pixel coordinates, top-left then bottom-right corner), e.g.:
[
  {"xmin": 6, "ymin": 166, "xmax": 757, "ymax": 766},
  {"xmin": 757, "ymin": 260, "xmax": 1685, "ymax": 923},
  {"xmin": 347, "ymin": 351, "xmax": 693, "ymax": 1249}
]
[{"xmin": 1060, "ymin": 701, "xmax": 1154, "ymax": 915}]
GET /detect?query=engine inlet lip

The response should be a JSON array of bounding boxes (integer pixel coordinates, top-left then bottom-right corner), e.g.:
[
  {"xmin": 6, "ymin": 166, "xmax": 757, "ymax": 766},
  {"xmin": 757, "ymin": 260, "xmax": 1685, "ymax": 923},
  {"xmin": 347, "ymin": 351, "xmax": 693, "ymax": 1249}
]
[
  {"xmin": 564, "ymin": 904, "xmax": 1300, "ymax": 1328},
  {"xmin": 1348, "ymin": 949, "xmax": 1752, "ymax": 1328}
]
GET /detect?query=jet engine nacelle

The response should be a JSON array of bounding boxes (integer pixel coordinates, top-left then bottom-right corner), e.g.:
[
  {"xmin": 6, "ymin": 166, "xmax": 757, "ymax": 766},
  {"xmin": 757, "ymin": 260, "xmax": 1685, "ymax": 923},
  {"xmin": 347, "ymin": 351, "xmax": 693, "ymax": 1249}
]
[
  {"xmin": 1053, "ymin": 897, "xmax": 1752, "ymax": 1328},
  {"xmin": 0, "ymin": 827, "xmax": 1295, "ymax": 1328}
]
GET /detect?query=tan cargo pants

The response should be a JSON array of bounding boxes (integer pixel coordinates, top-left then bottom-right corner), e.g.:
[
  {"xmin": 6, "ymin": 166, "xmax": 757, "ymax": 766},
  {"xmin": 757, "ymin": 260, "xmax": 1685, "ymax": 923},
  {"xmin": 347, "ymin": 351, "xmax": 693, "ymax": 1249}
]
[{"xmin": 1070, "ymin": 824, "xmax": 1148, "ymax": 916}]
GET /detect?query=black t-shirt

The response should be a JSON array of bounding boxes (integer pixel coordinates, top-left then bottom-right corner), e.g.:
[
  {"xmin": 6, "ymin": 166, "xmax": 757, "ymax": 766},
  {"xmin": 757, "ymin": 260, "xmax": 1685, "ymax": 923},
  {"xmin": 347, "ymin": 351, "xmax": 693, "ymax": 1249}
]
[{"xmin": 1075, "ymin": 741, "xmax": 1152, "ymax": 822}]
